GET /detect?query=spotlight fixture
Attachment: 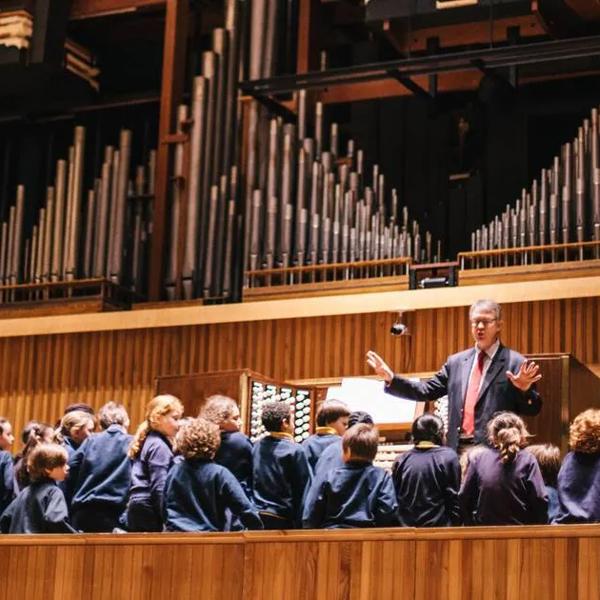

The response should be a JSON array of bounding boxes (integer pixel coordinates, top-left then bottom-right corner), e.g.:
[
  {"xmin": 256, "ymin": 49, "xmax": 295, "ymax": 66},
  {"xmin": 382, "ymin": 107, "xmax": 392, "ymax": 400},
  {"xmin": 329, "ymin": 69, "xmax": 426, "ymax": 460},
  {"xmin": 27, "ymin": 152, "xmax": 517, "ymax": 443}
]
[{"xmin": 389, "ymin": 310, "xmax": 411, "ymax": 336}]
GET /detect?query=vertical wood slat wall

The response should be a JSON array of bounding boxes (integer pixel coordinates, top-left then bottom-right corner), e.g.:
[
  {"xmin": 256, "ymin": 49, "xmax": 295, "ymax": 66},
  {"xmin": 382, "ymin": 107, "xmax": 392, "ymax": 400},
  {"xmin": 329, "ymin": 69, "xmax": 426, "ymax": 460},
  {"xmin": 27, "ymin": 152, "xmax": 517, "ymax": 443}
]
[{"xmin": 0, "ymin": 297, "xmax": 598, "ymax": 437}]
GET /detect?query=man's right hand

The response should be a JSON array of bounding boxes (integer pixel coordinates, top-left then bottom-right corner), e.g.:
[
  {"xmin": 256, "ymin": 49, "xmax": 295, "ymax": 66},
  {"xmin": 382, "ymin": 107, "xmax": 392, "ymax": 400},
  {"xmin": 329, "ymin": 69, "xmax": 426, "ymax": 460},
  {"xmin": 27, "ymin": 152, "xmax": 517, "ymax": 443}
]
[{"xmin": 366, "ymin": 350, "xmax": 394, "ymax": 384}]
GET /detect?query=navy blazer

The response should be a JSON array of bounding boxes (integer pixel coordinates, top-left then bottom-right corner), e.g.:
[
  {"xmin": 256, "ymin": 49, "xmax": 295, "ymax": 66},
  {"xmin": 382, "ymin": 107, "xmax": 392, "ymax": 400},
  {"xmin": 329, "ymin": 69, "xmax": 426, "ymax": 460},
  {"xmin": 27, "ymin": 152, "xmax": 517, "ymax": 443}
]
[
  {"xmin": 459, "ymin": 448, "xmax": 548, "ymax": 525},
  {"xmin": 554, "ymin": 451, "xmax": 600, "ymax": 524},
  {"xmin": 66, "ymin": 426, "xmax": 133, "ymax": 513},
  {"xmin": 129, "ymin": 431, "xmax": 174, "ymax": 516},
  {"xmin": 0, "ymin": 451, "xmax": 15, "ymax": 516},
  {"xmin": 0, "ymin": 479, "xmax": 77, "ymax": 534},
  {"xmin": 302, "ymin": 432, "xmax": 340, "ymax": 471},
  {"xmin": 164, "ymin": 458, "xmax": 263, "ymax": 532},
  {"xmin": 214, "ymin": 431, "xmax": 253, "ymax": 499},
  {"xmin": 392, "ymin": 445, "xmax": 461, "ymax": 527},
  {"xmin": 252, "ymin": 434, "xmax": 312, "ymax": 527},
  {"xmin": 302, "ymin": 461, "xmax": 398, "ymax": 529},
  {"xmin": 385, "ymin": 344, "xmax": 542, "ymax": 449}
]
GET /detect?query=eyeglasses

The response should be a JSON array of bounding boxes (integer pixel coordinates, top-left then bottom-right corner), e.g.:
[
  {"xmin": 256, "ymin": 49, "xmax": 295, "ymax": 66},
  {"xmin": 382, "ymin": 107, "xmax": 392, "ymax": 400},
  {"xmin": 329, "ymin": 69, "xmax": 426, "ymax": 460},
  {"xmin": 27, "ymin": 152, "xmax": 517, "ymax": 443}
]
[{"xmin": 470, "ymin": 318, "xmax": 497, "ymax": 327}]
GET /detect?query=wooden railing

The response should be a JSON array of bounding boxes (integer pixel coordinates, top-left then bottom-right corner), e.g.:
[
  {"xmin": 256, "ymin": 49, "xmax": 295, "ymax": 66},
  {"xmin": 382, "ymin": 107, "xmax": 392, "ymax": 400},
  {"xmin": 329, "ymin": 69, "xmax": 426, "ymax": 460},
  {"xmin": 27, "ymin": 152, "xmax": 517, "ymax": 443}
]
[
  {"xmin": 458, "ymin": 240, "xmax": 600, "ymax": 269},
  {"xmin": 0, "ymin": 525, "xmax": 598, "ymax": 599},
  {"xmin": 245, "ymin": 256, "xmax": 412, "ymax": 288}
]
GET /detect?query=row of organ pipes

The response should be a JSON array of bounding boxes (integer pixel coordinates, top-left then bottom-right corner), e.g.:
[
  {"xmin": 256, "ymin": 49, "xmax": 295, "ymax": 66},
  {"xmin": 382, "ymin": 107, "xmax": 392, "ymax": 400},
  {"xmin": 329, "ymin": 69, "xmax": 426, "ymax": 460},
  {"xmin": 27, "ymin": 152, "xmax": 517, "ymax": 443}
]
[
  {"xmin": 468, "ymin": 106, "xmax": 600, "ymax": 267},
  {"xmin": 0, "ymin": 127, "xmax": 155, "ymax": 294},
  {"xmin": 242, "ymin": 94, "xmax": 441, "ymax": 287},
  {"xmin": 165, "ymin": 0, "xmax": 243, "ymax": 301},
  {"xmin": 15, "ymin": 0, "xmax": 600, "ymax": 302},
  {"xmin": 165, "ymin": 0, "xmax": 441, "ymax": 299}
]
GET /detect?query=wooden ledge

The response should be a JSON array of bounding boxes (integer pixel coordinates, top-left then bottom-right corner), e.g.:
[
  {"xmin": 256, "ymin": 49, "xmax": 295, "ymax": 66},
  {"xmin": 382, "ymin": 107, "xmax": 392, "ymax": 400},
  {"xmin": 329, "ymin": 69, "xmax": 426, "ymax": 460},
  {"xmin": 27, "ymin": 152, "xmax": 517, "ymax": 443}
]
[
  {"xmin": 0, "ymin": 524, "xmax": 599, "ymax": 546},
  {"xmin": 1, "ymin": 275, "xmax": 600, "ymax": 337}
]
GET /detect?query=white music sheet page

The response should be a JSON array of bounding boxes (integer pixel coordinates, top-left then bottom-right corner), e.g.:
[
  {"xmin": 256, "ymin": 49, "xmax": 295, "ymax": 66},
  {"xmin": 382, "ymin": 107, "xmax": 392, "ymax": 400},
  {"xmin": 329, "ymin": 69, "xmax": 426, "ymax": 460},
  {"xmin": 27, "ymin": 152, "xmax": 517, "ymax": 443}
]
[{"xmin": 325, "ymin": 377, "xmax": 419, "ymax": 423}]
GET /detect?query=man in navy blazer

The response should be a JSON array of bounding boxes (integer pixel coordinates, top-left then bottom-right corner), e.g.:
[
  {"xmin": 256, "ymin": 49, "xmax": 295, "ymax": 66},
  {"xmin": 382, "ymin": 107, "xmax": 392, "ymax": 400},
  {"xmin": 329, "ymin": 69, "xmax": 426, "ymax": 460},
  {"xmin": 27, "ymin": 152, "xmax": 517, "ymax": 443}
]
[{"xmin": 366, "ymin": 299, "xmax": 542, "ymax": 450}]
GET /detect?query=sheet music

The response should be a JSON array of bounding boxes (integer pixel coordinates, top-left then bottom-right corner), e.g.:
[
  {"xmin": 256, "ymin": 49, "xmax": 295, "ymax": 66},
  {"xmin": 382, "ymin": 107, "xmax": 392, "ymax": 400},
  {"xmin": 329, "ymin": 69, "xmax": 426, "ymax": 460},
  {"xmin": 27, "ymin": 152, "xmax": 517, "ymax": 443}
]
[{"xmin": 325, "ymin": 377, "xmax": 420, "ymax": 424}]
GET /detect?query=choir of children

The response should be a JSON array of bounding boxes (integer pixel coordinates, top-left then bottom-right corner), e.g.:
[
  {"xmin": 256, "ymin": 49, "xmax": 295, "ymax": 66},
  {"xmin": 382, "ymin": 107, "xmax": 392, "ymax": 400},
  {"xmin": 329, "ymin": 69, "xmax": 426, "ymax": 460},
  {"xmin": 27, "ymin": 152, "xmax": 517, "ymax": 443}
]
[{"xmin": 0, "ymin": 397, "xmax": 599, "ymax": 533}]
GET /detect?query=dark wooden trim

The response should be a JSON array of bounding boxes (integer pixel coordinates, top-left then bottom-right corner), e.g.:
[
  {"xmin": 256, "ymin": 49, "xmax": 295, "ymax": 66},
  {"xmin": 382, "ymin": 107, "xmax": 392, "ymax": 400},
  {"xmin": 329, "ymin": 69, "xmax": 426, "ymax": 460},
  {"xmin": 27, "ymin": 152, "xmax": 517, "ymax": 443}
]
[{"xmin": 148, "ymin": 0, "xmax": 189, "ymax": 300}]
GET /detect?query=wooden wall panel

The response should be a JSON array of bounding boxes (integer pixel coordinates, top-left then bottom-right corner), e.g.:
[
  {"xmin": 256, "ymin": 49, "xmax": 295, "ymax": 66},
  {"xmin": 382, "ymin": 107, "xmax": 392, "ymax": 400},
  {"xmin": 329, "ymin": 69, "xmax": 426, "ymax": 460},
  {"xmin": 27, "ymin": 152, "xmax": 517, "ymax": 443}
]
[
  {"xmin": 1, "ymin": 297, "xmax": 600, "ymax": 440},
  {"xmin": 0, "ymin": 527, "xmax": 598, "ymax": 600}
]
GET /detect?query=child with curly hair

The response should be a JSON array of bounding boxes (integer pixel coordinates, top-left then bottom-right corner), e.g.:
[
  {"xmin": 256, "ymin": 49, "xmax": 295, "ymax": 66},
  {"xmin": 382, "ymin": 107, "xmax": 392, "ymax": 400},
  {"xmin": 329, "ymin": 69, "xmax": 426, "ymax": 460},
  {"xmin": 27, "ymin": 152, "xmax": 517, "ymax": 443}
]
[
  {"xmin": 459, "ymin": 412, "xmax": 547, "ymax": 525},
  {"xmin": 554, "ymin": 409, "xmax": 600, "ymax": 524},
  {"xmin": 163, "ymin": 418, "xmax": 262, "ymax": 532}
]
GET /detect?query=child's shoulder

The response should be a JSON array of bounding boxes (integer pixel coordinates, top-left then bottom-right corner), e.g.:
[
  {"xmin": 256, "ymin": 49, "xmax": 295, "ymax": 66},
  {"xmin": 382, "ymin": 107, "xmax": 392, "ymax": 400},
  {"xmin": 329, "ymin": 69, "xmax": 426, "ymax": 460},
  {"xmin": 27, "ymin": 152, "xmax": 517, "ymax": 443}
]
[{"xmin": 223, "ymin": 431, "xmax": 252, "ymax": 447}]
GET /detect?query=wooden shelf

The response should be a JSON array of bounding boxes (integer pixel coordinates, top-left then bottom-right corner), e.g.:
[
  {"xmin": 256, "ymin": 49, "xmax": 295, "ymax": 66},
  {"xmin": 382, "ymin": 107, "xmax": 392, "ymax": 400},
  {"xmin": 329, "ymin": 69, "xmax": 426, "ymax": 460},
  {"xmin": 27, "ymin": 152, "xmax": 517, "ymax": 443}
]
[{"xmin": 70, "ymin": 0, "xmax": 164, "ymax": 20}]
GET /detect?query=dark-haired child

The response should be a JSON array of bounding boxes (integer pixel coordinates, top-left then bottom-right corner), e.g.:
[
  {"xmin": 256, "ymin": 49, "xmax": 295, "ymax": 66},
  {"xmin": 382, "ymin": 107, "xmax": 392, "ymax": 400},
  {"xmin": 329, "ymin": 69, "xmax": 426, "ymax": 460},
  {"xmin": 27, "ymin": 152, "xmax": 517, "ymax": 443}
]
[
  {"xmin": 526, "ymin": 443, "xmax": 561, "ymax": 523},
  {"xmin": 164, "ymin": 418, "xmax": 262, "ymax": 532},
  {"xmin": 252, "ymin": 401, "xmax": 311, "ymax": 529},
  {"xmin": 312, "ymin": 411, "xmax": 375, "ymax": 482},
  {"xmin": 392, "ymin": 414, "xmax": 461, "ymax": 527},
  {"xmin": 0, "ymin": 443, "xmax": 77, "ymax": 533},
  {"xmin": 202, "ymin": 395, "xmax": 253, "ymax": 499},
  {"xmin": 66, "ymin": 402, "xmax": 133, "ymax": 532},
  {"xmin": 302, "ymin": 400, "xmax": 350, "ymax": 470},
  {"xmin": 14, "ymin": 421, "xmax": 54, "ymax": 490},
  {"xmin": 459, "ymin": 412, "xmax": 547, "ymax": 525},
  {"xmin": 554, "ymin": 409, "xmax": 600, "ymax": 524},
  {"xmin": 303, "ymin": 423, "xmax": 398, "ymax": 528},
  {"xmin": 0, "ymin": 418, "xmax": 16, "ymax": 515}
]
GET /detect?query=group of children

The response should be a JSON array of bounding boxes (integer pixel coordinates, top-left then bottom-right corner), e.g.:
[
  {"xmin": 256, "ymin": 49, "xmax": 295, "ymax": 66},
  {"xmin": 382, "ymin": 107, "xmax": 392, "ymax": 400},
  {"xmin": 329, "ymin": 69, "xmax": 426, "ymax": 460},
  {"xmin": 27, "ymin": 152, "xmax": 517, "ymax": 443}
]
[{"xmin": 0, "ymin": 395, "xmax": 598, "ymax": 533}]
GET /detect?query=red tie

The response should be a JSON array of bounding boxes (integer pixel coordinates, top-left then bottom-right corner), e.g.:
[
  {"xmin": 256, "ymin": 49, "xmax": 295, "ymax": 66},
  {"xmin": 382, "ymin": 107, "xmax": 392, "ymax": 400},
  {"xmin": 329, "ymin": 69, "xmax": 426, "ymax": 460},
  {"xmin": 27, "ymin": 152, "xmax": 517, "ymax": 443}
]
[{"xmin": 462, "ymin": 351, "xmax": 485, "ymax": 437}]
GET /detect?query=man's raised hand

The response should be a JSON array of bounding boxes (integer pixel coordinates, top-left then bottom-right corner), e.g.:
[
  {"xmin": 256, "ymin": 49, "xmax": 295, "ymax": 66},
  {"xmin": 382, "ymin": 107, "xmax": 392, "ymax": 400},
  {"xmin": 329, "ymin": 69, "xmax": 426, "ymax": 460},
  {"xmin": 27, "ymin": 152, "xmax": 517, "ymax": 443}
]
[
  {"xmin": 506, "ymin": 360, "xmax": 542, "ymax": 391},
  {"xmin": 366, "ymin": 350, "xmax": 394, "ymax": 384}
]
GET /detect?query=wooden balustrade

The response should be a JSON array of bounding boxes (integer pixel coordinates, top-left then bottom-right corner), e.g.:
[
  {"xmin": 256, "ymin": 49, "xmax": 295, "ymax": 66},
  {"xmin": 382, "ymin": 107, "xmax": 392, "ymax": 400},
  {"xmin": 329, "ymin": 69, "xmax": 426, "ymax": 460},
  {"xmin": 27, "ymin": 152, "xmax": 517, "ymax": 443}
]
[{"xmin": 0, "ymin": 525, "xmax": 598, "ymax": 599}]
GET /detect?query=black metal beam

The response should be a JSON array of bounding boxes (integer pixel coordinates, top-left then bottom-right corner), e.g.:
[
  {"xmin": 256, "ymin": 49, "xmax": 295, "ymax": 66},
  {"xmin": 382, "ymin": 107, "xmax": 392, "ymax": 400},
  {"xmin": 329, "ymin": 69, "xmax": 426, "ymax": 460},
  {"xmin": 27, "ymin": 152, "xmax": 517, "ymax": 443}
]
[
  {"xmin": 239, "ymin": 35, "xmax": 600, "ymax": 97},
  {"xmin": 387, "ymin": 69, "xmax": 432, "ymax": 100}
]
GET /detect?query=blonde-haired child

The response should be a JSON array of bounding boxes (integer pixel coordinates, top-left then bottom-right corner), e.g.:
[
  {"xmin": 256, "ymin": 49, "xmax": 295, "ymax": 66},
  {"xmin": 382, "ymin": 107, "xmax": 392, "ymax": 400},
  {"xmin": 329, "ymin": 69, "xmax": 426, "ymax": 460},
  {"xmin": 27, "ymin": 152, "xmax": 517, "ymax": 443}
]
[{"xmin": 126, "ymin": 394, "xmax": 183, "ymax": 531}]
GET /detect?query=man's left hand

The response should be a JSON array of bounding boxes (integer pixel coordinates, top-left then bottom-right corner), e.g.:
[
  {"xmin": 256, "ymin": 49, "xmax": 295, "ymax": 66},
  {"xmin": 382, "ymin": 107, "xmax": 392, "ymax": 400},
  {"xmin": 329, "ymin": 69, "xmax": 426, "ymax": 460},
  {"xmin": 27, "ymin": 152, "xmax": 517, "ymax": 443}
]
[{"xmin": 506, "ymin": 360, "xmax": 542, "ymax": 391}]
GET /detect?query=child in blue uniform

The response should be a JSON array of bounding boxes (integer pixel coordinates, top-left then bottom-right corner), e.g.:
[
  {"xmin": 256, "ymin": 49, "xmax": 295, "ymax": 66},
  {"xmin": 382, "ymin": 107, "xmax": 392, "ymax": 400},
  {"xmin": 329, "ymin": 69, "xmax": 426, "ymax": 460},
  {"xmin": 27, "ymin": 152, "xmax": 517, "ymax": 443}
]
[
  {"xmin": 126, "ymin": 394, "xmax": 184, "ymax": 532},
  {"xmin": 554, "ymin": 409, "xmax": 600, "ymax": 524},
  {"xmin": 54, "ymin": 410, "xmax": 95, "ymax": 460},
  {"xmin": 0, "ymin": 443, "xmax": 77, "ymax": 533},
  {"xmin": 66, "ymin": 402, "xmax": 133, "ymax": 532},
  {"xmin": 303, "ymin": 423, "xmax": 398, "ymax": 529},
  {"xmin": 202, "ymin": 395, "xmax": 253, "ymax": 498},
  {"xmin": 252, "ymin": 401, "xmax": 311, "ymax": 529},
  {"xmin": 14, "ymin": 421, "xmax": 54, "ymax": 490},
  {"xmin": 164, "ymin": 418, "xmax": 263, "ymax": 532},
  {"xmin": 0, "ymin": 417, "xmax": 15, "ymax": 515},
  {"xmin": 526, "ymin": 443, "xmax": 561, "ymax": 523},
  {"xmin": 459, "ymin": 412, "xmax": 547, "ymax": 525},
  {"xmin": 392, "ymin": 414, "xmax": 461, "ymax": 527},
  {"xmin": 312, "ymin": 411, "xmax": 374, "ymax": 483},
  {"xmin": 302, "ymin": 400, "xmax": 350, "ymax": 470}
]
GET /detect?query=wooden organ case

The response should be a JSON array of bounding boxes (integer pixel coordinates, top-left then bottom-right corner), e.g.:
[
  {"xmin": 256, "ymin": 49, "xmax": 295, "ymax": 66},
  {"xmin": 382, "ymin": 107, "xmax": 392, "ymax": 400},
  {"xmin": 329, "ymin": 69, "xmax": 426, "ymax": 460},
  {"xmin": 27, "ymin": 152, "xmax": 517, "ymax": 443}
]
[{"xmin": 155, "ymin": 369, "xmax": 316, "ymax": 443}]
